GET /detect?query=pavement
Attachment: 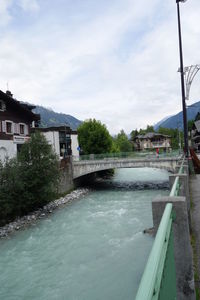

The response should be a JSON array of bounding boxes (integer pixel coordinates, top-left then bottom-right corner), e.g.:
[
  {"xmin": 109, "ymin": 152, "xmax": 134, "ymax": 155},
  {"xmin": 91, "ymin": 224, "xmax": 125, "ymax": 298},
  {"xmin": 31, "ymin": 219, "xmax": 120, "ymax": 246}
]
[{"xmin": 190, "ymin": 174, "xmax": 200, "ymax": 290}]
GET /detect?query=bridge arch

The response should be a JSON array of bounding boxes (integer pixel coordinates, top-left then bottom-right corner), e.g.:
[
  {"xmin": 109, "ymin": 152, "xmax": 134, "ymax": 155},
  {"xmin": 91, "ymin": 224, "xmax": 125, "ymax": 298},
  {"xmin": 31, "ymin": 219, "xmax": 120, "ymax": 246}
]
[{"xmin": 72, "ymin": 157, "xmax": 179, "ymax": 179}]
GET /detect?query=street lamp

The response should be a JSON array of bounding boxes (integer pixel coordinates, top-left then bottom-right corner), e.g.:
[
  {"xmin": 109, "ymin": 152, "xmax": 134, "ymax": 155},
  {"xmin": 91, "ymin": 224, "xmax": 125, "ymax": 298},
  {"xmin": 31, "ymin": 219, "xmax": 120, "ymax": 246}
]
[
  {"xmin": 176, "ymin": 0, "xmax": 189, "ymax": 157},
  {"xmin": 183, "ymin": 65, "xmax": 200, "ymax": 100}
]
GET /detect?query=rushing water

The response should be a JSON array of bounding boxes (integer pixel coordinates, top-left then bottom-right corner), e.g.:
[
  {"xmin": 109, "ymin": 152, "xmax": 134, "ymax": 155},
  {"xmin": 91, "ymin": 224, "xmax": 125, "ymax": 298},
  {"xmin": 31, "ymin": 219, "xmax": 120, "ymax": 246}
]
[{"xmin": 0, "ymin": 168, "xmax": 169, "ymax": 300}]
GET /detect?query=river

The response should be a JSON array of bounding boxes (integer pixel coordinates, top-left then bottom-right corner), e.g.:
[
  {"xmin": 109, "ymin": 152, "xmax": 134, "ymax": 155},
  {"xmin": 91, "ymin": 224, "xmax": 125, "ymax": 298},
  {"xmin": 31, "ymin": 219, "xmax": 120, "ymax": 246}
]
[{"xmin": 0, "ymin": 168, "xmax": 169, "ymax": 300}]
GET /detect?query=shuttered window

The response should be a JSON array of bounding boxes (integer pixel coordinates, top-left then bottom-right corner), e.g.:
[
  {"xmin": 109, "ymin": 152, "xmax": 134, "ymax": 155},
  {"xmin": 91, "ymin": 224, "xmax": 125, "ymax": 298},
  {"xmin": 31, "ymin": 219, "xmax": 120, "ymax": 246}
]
[
  {"xmin": 20, "ymin": 124, "xmax": 25, "ymax": 134},
  {"xmin": 6, "ymin": 121, "xmax": 13, "ymax": 134}
]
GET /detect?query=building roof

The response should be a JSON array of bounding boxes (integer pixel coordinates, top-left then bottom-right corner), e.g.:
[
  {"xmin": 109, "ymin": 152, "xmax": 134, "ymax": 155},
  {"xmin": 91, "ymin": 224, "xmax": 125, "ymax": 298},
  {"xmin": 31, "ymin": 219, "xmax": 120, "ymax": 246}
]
[
  {"xmin": 136, "ymin": 132, "xmax": 171, "ymax": 140},
  {"xmin": 32, "ymin": 125, "xmax": 77, "ymax": 134},
  {"xmin": 0, "ymin": 90, "xmax": 40, "ymax": 121}
]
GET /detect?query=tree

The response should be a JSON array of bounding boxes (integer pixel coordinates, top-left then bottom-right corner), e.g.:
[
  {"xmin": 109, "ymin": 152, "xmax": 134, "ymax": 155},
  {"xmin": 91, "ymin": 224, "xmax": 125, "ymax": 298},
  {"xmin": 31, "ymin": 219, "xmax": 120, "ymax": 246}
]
[
  {"xmin": 0, "ymin": 131, "xmax": 60, "ymax": 225},
  {"xmin": 138, "ymin": 125, "xmax": 155, "ymax": 135},
  {"xmin": 158, "ymin": 127, "xmax": 182, "ymax": 149},
  {"xmin": 113, "ymin": 130, "xmax": 132, "ymax": 152},
  {"xmin": 0, "ymin": 158, "xmax": 24, "ymax": 225},
  {"xmin": 130, "ymin": 129, "xmax": 138, "ymax": 141},
  {"xmin": 146, "ymin": 125, "xmax": 155, "ymax": 133},
  {"xmin": 18, "ymin": 131, "xmax": 60, "ymax": 211},
  {"xmin": 77, "ymin": 119, "xmax": 113, "ymax": 154},
  {"xmin": 188, "ymin": 119, "xmax": 194, "ymax": 132}
]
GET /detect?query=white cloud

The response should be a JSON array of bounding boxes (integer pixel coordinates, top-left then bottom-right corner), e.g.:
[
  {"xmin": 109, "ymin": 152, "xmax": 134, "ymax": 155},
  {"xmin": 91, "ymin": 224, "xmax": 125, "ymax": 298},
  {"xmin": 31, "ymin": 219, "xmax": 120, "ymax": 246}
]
[
  {"xmin": 18, "ymin": 0, "xmax": 40, "ymax": 13},
  {"xmin": 0, "ymin": 0, "xmax": 13, "ymax": 26},
  {"xmin": 0, "ymin": 0, "xmax": 199, "ymax": 134}
]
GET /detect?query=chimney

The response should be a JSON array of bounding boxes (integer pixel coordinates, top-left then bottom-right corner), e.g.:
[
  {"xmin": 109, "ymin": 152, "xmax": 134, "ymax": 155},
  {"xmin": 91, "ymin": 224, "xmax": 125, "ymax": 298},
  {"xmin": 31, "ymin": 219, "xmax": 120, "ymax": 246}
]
[{"xmin": 6, "ymin": 90, "xmax": 13, "ymax": 97}]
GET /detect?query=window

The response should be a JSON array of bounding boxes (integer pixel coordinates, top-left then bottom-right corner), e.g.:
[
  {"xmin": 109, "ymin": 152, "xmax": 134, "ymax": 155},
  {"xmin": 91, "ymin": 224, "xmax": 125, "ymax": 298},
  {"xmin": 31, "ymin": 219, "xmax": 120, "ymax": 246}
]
[
  {"xmin": 6, "ymin": 121, "xmax": 13, "ymax": 134},
  {"xmin": 17, "ymin": 144, "xmax": 23, "ymax": 153},
  {"xmin": 0, "ymin": 100, "xmax": 6, "ymax": 111},
  {"xmin": 20, "ymin": 124, "xmax": 25, "ymax": 134}
]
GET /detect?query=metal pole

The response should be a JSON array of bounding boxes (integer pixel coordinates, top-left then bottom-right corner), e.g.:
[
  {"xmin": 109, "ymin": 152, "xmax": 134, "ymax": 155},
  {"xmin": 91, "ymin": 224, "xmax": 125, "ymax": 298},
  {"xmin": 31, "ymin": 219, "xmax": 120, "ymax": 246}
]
[{"xmin": 176, "ymin": 0, "xmax": 189, "ymax": 157}]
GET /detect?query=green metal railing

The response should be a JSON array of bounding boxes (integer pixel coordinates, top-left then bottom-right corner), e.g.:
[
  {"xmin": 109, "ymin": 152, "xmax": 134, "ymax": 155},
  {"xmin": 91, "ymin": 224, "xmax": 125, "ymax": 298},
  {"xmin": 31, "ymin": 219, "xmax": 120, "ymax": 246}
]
[
  {"xmin": 73, "ymin": 150, "xmax": 181, "ymax": 161},
  {"xmin": 170, "ymin": 158, "xmax": 185, "ymax": 197},
  {"xmin": 135, "ymin": 158, "xmax": 185, "ymax": 299},
  {"xmin": 135, "ymin": 203, "xmax": 176, "ymax": 300}
]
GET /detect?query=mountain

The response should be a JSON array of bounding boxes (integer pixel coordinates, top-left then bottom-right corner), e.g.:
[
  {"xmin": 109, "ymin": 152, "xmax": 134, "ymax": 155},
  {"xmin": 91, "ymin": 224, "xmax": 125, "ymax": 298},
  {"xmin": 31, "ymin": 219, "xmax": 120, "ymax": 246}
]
[
  {"xmin": 154, "ymin": 101, "xmax": 200, "ymax": 130},
  {"xmin": 33, "ymin": 105, "xmax": 82, "ymax": 130},
  {"xmin": 154, "ymin": 116, "xmax": 172, "ymax": 130}
]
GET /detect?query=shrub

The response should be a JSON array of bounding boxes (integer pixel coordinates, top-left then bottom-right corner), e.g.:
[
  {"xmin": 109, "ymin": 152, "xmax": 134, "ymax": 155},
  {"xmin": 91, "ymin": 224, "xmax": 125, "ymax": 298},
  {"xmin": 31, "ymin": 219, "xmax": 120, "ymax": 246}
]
[{"xmin": 0, "ymin": 132, "xmax": 60, "ymax": 226}]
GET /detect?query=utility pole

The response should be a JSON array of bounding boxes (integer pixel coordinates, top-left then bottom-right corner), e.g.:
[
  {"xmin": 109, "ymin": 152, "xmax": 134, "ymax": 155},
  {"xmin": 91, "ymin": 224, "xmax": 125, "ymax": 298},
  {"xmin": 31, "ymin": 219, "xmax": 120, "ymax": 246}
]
[{"xmin": 176, "ymin": 0, "xmax": 189, "ymax": 157}]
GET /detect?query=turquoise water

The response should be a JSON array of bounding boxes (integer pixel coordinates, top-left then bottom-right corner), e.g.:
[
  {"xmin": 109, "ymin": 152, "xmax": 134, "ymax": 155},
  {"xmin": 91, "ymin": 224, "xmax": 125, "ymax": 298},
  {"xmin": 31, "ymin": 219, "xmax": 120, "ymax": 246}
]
[{"xmin": 0, "ymin": 168, "xmax": 169, "ymax": 300}]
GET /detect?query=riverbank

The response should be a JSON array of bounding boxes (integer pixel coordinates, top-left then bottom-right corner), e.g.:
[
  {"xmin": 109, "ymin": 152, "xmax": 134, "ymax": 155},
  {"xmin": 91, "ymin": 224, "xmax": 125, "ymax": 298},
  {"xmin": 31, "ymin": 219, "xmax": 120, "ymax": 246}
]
[{"xmin": 0, "ymin": 188, "xmax": 90, "ymax": 238}]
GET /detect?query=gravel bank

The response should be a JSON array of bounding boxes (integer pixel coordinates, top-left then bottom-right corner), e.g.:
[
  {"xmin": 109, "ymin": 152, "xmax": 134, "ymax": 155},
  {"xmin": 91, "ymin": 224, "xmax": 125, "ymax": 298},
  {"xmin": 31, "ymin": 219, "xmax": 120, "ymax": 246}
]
[{"xmin": 0, "ymin": 188, "xmax": 90, "ymax": 238}]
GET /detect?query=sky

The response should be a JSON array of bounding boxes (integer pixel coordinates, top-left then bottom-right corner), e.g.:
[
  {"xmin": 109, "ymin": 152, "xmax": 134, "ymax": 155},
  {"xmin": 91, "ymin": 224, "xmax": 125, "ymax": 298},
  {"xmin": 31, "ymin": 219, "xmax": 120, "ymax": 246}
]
[{"xmin": 0, "ymin": 0, "xmax": 200, "ymax": 134}]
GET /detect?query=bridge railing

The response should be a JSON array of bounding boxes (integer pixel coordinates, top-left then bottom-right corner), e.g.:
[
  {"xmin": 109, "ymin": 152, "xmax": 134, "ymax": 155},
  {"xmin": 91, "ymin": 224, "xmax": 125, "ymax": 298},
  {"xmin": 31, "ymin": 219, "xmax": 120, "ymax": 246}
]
[
  {"xmin": 135, "ymin": 203, "xmax": 176, "ymax": 300},
  {"xmin": 135, "ymin": 158, "xmax": 186, "ymax": 299},
  {"xmin": 169, "ymin": 157, "xmax": 185, "ymax": 197},
  {"xmin": 73, "ymin": 150, "xmax": 181, "ymax": 162}
]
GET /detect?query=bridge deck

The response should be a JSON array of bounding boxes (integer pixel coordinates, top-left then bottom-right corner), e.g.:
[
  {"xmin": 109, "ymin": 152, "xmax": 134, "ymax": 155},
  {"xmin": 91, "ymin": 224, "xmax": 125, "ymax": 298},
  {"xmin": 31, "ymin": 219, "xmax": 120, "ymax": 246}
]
[{"xmin": 72, "ymin": 156, "xmax": 180, "ymax": 179}]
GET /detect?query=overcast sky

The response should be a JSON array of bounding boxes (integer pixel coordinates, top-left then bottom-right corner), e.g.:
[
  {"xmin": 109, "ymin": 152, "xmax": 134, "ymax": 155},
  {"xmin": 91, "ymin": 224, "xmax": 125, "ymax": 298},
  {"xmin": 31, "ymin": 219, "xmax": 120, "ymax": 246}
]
[{"xmin": 0, "ymin": 0, "xmax": 200, "ymax": 134}]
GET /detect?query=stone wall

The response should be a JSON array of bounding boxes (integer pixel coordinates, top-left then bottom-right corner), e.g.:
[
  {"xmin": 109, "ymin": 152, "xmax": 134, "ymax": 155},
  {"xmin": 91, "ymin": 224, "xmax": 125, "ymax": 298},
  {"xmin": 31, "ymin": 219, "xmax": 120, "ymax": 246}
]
[{"xmin": 59, "ymin": 157, "xmax": 74, "ymax": 194}]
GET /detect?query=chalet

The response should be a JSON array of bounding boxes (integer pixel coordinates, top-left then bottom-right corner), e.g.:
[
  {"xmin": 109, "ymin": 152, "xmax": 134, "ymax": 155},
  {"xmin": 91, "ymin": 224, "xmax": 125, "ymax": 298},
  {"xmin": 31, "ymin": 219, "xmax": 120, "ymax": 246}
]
[
  {"xmin": 32, "ymin": 126, "xmax": 79, "ymax": 158},
  {"xmin": 191, "ymin": 120, "xmax": 200, "ymax": 152},
  {"xmin": 134, "ymin": 132, "xmax": 171, "ymax": 151},
  {"xmin": 0, "ymin": 90, "xmax": 40, "ymax": 161}
]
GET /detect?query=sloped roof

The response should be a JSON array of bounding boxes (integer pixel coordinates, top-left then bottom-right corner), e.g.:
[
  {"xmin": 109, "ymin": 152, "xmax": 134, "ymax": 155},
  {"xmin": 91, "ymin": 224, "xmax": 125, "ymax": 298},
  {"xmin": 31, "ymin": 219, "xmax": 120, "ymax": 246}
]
[
  {"xmin": 0, "ymin": 90, "xmax": 40, "ymax": 121},
  {"xmin": 136, "ymin": 132, "xmax": 171, "ymax": 139}
]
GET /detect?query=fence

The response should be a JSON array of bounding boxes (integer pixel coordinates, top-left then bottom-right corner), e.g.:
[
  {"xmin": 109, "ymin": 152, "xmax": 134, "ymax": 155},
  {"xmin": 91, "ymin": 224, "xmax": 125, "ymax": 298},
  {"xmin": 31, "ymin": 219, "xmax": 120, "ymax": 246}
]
[
  {"xmin": 135, "ymin": 158, "xmax": 185, "ymax": 300},
  {"xmin": 73, "ymin": 150, "xmax": 181, "ymax": 161}
]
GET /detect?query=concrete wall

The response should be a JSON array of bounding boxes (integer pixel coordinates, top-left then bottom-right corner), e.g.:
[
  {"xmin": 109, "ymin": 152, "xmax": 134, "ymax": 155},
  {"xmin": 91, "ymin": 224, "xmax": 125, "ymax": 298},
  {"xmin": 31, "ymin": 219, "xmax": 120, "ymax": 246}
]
[
  {"xmin": 152, "ymin": 196, "xmax": 195, "ymax": 300},
  {"xmin": 59, "ymin": 157, "xmax": 74, "ymax": 194},
  {"xmin": 42, "ymin": 131, "xmax": 79, "ymax": 158},
  {"xmin": 0, "ymin": 140, "xmax": 17, "ymax": 161},
  {"xmin": 42, "ymin": 131, "xmax": 60, "ymax": 156},
  {"xmin": 71, "ymin": 134, "xmax": 79, "ymax": 157}
]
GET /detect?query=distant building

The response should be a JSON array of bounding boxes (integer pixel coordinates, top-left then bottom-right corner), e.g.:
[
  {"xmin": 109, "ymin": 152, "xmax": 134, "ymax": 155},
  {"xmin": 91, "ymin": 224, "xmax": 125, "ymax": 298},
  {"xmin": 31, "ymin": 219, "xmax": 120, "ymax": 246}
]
[
  {"xmin": 191, "ymin": 120, "xmax": 200, "ymax": 152},
  {"xmin": 32, "ymin": 126, "xmax": 79, "ymax": 158},
  {"xmin": 134, "ymin": 132, "xmax": 171, "ymax": 151},
  {"xmin": 0, "ymin": 90, "xmax": 40, "ymax": 161}
]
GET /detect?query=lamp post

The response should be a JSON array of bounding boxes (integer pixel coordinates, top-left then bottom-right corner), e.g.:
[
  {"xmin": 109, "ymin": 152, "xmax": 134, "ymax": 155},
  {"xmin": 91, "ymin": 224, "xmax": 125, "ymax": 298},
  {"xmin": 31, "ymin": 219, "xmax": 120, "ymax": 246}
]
[
  {"xmin": 183, "ymin": 64, "xmax": 200, "ymax": 101},
  {"xmin": 176, "ymin": 0, "xmax": 189, "ymax": 157}
]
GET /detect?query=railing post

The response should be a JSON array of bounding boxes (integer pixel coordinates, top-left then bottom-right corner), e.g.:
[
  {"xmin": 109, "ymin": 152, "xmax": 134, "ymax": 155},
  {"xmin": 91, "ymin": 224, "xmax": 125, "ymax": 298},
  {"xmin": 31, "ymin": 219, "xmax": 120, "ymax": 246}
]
[
  {"xmin": 152, "ymin": 196, "xmax": 195, "ymax": 300},
  {"xmin": 89, "ymin": 154, "xmax": 94, "ymax": 160}
]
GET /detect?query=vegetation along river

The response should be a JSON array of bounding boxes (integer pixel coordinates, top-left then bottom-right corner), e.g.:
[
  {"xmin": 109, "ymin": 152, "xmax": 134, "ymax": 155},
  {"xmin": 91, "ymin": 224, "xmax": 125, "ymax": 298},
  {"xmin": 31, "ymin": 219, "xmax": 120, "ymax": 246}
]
[{"xmin": 0, "ymin": 168, "xmax": 169, "ymax": 300}]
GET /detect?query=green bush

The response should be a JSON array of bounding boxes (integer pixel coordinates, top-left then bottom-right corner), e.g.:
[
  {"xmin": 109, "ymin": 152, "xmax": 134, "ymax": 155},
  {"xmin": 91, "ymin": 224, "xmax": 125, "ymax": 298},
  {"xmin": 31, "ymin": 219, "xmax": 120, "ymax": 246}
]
[{"xmin": 0, "ymin": 132, "xmax": 60, "ymax": 226}]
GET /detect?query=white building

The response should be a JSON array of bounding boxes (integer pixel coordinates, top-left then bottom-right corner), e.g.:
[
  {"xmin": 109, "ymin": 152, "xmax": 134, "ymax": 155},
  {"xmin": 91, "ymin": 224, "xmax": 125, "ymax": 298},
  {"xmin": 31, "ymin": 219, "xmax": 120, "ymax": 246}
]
[
  {"xmin": 33, "ymin": 126, "xmax": 79, "ymax": 158},
  {"xmin": 0, "ymin": 90, "xmax": 40, "ymax": 161}
]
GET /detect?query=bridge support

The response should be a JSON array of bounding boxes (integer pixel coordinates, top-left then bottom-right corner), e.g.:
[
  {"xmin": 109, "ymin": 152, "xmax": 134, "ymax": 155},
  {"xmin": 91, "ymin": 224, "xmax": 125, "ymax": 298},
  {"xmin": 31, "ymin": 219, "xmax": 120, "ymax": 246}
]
[
  {"xmin": 59, "ymin": 157, "xmax": 74, "ymax": 194},
  {"xmin": 152, "ymin": 196, "xmax": 195, "ymax": 300}
]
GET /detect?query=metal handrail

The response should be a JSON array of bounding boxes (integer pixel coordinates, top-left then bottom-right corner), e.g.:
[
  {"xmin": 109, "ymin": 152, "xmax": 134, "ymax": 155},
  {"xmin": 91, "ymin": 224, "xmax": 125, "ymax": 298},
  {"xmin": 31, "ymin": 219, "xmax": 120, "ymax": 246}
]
[
  {"xmin": 169, "ymin": 157, "xmax": 185, "ymax": 197},
  {"xmin": 73, "ymin": 150, "xmax": 181, "ymax": 162},
  {"xmin": 170, "ymin": 176, "xmax": 180, "ymax": 197},
  {"xmin": 135, "ymin": 203, "xmax": 173, "ymax": 300},
  {"xmin": 135, "ymin": 158, "xmax": 185, "ymax": 299}
]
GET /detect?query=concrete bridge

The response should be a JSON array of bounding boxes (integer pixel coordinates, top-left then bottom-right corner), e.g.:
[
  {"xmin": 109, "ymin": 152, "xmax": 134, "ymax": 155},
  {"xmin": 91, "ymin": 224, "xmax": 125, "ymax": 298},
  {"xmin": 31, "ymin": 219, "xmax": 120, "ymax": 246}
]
[{"xmin": 72, "ymin": 156, "xmax": 180, "ymax": 179}]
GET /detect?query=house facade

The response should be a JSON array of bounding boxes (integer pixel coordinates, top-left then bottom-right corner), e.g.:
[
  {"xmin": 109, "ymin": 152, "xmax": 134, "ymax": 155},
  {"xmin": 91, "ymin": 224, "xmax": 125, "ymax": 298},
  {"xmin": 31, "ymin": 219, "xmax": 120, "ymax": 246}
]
[
  {"xmin": 191, "ymin": 120, "xmax": 200, "ymax": 152},
  {"xmin": 134, "ymin": 132, "xmax": 171, "ymax": 151},
  {"xmin": 0, "ymin": 90, "xmax": 40, "ymax": 161},
  {"xmin": 33, "ymin": 126, "xmax": 79, "ymax": 158}
]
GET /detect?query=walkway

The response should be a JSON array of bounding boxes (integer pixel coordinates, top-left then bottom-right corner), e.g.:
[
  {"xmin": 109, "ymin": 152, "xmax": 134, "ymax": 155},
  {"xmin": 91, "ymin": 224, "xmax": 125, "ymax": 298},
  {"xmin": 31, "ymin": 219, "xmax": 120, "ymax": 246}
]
[{"xmin": 190, "ymin": 175, "xmax": 200, "ymax": 294}]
